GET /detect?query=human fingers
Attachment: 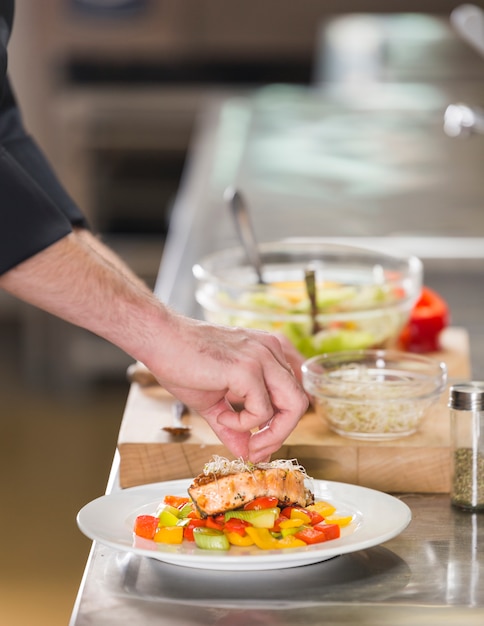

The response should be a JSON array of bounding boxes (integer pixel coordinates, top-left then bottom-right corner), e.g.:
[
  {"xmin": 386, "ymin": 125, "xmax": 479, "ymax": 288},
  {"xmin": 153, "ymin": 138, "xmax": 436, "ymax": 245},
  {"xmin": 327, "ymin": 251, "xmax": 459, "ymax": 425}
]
[
  {"xmin": 247, "ymin": 378, "xmax": 309, "ymax": 463},
  {"xmin": 273, "ymin": 332, "xmax": 306, "ymax": 385},
  {"xmin": 216, "ymin": 334, "xmax": 307, "ymax": 434},
  {"xmin": 248, "ymin": 330, "xmax": 294, "ymax": 373},
  {"xmin": 197, "ymin": 398, "xmax": 252, "ymax": 459}
]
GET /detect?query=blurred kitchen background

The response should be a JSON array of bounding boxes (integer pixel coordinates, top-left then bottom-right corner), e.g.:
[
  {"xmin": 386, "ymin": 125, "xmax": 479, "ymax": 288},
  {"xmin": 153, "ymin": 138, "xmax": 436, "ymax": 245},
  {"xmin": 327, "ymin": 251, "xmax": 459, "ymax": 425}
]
[{"xmin": 1, "ymin": 1, "xmax": 484, "ymax": 625}]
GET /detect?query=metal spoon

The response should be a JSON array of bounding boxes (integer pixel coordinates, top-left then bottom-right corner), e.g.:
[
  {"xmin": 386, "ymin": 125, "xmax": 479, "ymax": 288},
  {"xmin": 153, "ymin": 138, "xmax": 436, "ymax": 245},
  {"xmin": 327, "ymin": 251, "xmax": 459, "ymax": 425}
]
[
  {"xmin": 304, "ymin": 266, "xmax": 322, "ymax": 334},
  {"xmin": 163, "ymin": 400, "xmax": 191, "ymax": 438},
  {"xmin": 224, "ymin": 187, "xmax": 265, "ymax": 284}
]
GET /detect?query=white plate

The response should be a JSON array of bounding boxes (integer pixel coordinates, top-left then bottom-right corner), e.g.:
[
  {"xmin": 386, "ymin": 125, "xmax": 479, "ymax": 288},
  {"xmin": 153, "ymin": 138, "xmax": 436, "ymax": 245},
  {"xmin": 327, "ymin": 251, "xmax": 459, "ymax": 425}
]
[{"xmin": 77, "ymin": 479, "xmax": 411, "ymax": 571}]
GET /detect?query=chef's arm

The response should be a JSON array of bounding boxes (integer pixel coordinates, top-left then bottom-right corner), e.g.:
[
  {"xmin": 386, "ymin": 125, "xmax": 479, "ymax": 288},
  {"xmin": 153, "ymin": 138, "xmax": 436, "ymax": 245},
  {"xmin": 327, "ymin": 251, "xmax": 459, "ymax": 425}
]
[
  {"xmin": 0, "ymin": 229, "xmax": 308, "ymax": 462},
  {"xmin": 0, "ymin": 228, "xmax": 162, "ymax": 359}
]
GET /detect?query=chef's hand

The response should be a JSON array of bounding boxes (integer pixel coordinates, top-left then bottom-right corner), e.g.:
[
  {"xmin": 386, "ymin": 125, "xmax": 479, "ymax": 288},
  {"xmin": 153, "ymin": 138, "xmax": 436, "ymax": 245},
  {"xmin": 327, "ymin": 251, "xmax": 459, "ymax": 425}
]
[
  {"xmin": 0, "ymin": 229, "xmax": 307, "ymax": 462},
  {"xmin": 146, "ymin": 315, "xmax": 309, "ymax": 463}
]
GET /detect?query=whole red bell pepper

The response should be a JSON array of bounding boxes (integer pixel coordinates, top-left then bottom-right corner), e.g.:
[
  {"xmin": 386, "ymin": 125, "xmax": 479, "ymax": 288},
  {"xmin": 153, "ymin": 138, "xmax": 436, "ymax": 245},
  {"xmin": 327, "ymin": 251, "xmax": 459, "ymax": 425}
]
[{"xmin": 399, "ymin": 286, "xmax": 449, "ymax": 353}]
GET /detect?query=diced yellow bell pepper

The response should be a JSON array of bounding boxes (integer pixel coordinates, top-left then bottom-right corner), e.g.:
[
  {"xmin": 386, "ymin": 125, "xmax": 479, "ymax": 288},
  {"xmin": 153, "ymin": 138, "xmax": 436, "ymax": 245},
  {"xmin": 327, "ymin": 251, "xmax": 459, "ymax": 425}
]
[
  {"xmin": 289, "ymin": 509, "xmax": 311, "ymax": 524},
  {"xmin": 307, "ymin": 501, "xmax": 336, "ymax": 517},
  {"xmin": 280, "ymin": 525, "xmax": 303, "ymax": 538},
  {"xmin": 246, "ymin": 527, "xmax": 306, "ymax": 550},
  {"xmin": 154, "ymin": 525, "xmax": 184, "ymax": 544},
  {"xmin": 279, "ymin": 518, "xmax": 305, "ymax": 529},
  {"xmin": 246, "ymin": 527, "xmax": 281, "ymax": 550},
  {"xmin": 225, "ymin": 531, "xmax": 255, "ymax": 547},
  {"xmin": 276, "ymin": 535, "xmax": 306, "ymax": 549},
  {"xmin": 324, "ymin": 514, "xmax": 353, "ymax": 527}
]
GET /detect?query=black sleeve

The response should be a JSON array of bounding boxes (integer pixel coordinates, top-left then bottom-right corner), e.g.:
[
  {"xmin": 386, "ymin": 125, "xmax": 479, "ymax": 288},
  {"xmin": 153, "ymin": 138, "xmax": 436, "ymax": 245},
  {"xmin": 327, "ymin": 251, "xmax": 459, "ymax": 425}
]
[{"xmin": 0, "ymin": 8, "xmax": 90, "ymax": 275}]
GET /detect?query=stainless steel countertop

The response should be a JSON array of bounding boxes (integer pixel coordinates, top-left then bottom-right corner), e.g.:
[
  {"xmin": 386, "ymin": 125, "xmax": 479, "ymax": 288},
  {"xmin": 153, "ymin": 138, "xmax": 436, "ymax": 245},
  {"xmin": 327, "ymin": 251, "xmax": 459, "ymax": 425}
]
[
  {"xmin": 70, "ymin": 80, "xmax": 484, "ymax": 624},
  {"xmin": 71, "ymin": 484, "xmax": 484, "ymax": 626}
]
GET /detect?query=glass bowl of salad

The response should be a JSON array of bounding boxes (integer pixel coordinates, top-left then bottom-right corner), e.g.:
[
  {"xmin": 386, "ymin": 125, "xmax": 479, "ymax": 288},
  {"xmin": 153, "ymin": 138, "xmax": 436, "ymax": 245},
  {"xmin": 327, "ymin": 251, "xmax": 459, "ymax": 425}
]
[
  {"xmin": 302, "ymin": 349, "xmax": 447, "ymax": 439},
  {"xmin": 193, "ymin": 239, "xmax": 423, "ymax": 358}
]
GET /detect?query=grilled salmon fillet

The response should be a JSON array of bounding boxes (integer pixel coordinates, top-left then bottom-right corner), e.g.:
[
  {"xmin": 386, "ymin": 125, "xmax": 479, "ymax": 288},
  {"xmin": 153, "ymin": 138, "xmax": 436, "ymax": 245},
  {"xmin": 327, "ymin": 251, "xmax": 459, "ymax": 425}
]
[{"xmin": 188, "ymin": 457, "xmax": 314, "ymax": 517}]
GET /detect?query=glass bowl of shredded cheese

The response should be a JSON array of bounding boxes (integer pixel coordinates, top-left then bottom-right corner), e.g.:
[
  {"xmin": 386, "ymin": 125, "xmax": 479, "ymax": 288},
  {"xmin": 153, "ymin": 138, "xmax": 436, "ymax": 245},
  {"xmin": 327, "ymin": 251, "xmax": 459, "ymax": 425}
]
[{"xmin": 302, "ymin": 349, "xmax": 447, "ymax": 440}]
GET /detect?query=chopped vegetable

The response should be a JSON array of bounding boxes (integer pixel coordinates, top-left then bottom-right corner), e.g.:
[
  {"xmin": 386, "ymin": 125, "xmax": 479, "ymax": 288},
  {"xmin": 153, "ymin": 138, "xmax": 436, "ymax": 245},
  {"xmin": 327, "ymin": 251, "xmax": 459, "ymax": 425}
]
[
  {"xmin": 313, "ymin": 523, "xmax": 341, "ymax": 541},
  {"xmin": 307, "ymin": 501, "xmax": 336, "ymax": 517},
  {"xmin": 204, "ymin": 278, "xmax": 407, "ymax": 358},
  {"xmin": 223, "ymin": 517, "xmax": 251, "ymax": 535},
  {"xmin": 399, "ymin": 286, "xmax": 449, "ymax": 353},
  {"xmin": 133, "ymin": 491, "xmax": 352, "ymax": 553},
  {"xmin": 163, "ymin": 495, "xmax": 190, "ymax": 508},
  {"xmin": 280, "ymin": 506, "xmax": 312, "ymax": 525},
  {"xmin": 246, "ymin": 527, "xmax": 306, "ymax": 550},
  {"xmin": 133, "ymin": 515, "xmax": 158, "ymax": 540},
  {"xmin": 243, "ymin": 496, "xmax": 279, "ymax": 510},
  {"xmin": 205, "ymin": 515, "xmax": 225, "ymax": 531},
  {"xmin": 225, "ymin": 531, "xmax": 255, "ymax": 547},
  {"xmin": 224, "ymin": 507, "xmax": 280, "ymax": 528},
  {"xmin": 183, "ymin": 519, "xmax": 206, "ymax": 542},
  {"xmin": 157, "ymin": 507, "xmax": 179, "ymax": 528},
  {"xmin": 294, "ymin": 526, "xmax": 330, "ymax": 545},
  {"xmin": 325, "ymin": 514, "xmax": 354, "ymax": 527},
  {"xmin": 193, "ymin": 527, "xmax": 230, "ymax": 551},
  {"xmin": 154, "ymin": 526, "xmax": 184, "ymax": 544}
]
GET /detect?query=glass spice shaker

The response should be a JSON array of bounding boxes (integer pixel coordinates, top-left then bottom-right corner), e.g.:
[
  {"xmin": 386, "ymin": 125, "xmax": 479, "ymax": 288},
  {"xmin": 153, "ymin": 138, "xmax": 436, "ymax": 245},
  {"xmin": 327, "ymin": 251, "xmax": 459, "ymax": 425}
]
[{"xmin": 449, "ymin": 381, "xmax": 484, "ymax": 510}]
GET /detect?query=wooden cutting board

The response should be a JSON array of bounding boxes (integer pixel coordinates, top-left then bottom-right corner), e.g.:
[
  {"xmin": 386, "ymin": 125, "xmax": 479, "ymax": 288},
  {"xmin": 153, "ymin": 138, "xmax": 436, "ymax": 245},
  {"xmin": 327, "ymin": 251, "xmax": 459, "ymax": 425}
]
[{"xmin": 117, "ymin": 327, "xmax": 471, "ymax": 493}]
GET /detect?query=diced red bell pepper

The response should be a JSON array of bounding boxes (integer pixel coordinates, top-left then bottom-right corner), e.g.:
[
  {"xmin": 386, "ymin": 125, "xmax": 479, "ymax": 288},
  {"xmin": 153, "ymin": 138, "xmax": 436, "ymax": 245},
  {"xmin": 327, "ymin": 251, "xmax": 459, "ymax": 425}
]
[
  {"xmin": 272, "ymin": 515, "xmax": 288, "ymax": 533},
  {"xmin": 313, "ymin": 522, "xmax": 341, "ymax": 541},
  {"xmin": 223, "ymin": 517, "xmax": 251, "ymax": 536},
  {"xmin": 133, "ymin": 515, "xmax": 159, "ymax": 540},
  {"xmin": 163, "ymin": 495, "xmax": 190, "ymax": 508},
  {"xmin": 399, "ymin": 286, "xmax": 449, "ymax": 353},
  {"xmin": 280, "ymin": 506, "xmax": 313, "ymax": 524},
  {"xmin": 304, "ymin": 509, "xmax": 324, "ymax": 526},
  {"xmin": 295, "ymin": 526, "xmax": 329, "ymax": 545},
  {"xmin": 206, "ymin": 514, "xmax": 225, "ymax": 531},
  {"xmin": 183, "ymin": 519, "xmax": 206, "ymax": 542}
]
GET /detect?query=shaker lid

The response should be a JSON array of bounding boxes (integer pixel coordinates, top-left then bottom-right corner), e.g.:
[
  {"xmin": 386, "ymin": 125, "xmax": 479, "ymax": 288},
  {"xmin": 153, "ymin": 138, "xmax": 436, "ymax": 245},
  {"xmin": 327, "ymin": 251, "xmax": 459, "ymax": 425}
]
[{"xmin": 449, "ymin": 381, "xmax": 484, "ymax": 410}]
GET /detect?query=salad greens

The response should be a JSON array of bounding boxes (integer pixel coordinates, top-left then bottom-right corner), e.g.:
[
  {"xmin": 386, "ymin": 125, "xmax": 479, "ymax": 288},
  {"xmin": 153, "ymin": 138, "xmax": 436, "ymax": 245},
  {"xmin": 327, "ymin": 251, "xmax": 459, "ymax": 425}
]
[{"xmin": 202, "ymin": 280, "xmax": 406, "ymax": 358}]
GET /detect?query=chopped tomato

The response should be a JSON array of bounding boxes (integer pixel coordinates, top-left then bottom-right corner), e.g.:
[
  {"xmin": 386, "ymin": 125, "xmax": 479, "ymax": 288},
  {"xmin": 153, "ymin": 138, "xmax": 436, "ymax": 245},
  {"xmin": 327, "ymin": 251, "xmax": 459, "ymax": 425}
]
[
  {"xmin": 164, "ymin": 495, "xmax": 190, "ymax": 508},
  {"xmin": 313, "ymin": 522, "xmax": 341, "ymax": 541},
  {"xmin": 133, "ymin": 515, "xmax": 158, "ymax": 540},
  {"xmin": 223, "ymin": 517, "xmax": 250, "ymax": 536},
  {"xmin": 399, "ymin": 286, "xmax": 449, "ymax": 353},
  {"xmin": 243, "ymin": 496, "xmax": 279, "ymax": 510},
  {"xmin": 183, "ymin": 519, "xmax": 206, "ymax": 542}
]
